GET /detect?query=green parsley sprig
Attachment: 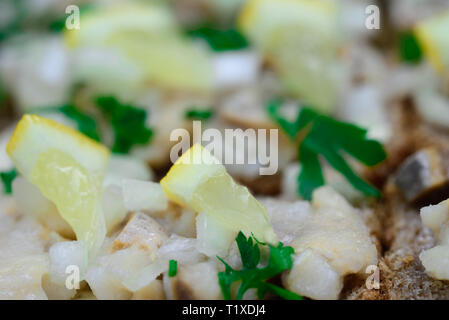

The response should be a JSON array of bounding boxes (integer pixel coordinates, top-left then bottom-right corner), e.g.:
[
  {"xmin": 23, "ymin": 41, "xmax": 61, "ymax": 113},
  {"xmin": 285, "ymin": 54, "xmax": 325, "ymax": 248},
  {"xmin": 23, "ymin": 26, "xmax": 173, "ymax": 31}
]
[
  {"xmin": 34, "ymin": 105, "xmax": 101, "ymax": 142},
  {"xmin": 398, "ymin": 31, "xmax": 422, "ymax": 64},
  {"xmin": 186, "ymin": 26, "xmax": 249, "ymax": 52},
  {"xmin": 0, "ymin": 168, "xmax": 17, "ymax": 194},
  {"xmin": 217, "ymin": 232, "xmax": 302, "ymax": 300},
  {"xmin": 267, "ymin": 100, "xmax": 386, "ymax": 200},
  {"xmin": 0, "ymin": 0, "xmax": 25, "ymax": 43},
  {"xmin": 185, "ymin": 108, "xmax": 214, "ymax": 121},
  {"xmin": 34, "ymin": 95, "xmax": 153, "ymax": 154},
  {"xmin": 168, "ymin": 260, "xmax": 178, "ymax": 277},
  {"xmin": 96, "ymin": 96, "xmax": 153, "ymax": 154},
  {"xmin": 49, "ymin": 4, "xmax": 93, "ymax": 32},
  {"xmin": 59, "ymin": 105, "xmax": 100, "ymax": 141}
]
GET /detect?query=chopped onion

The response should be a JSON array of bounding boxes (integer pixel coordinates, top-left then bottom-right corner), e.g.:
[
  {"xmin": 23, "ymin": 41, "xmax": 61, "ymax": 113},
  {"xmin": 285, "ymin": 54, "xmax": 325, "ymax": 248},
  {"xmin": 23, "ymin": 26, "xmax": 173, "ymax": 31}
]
[
  {"xmin": 102, "ymin": 184, "xmax": 128, "ymax": 234},
  {"xmin": 103, "ymin": 155, "xmax": 154, "ymax": 187},
  {"xmin": 48, "ymin": 240, "xmax": 88, "ymax": 284},
  {"xmin": 213, "ymin": 51, "xmax": 260, "ymax": 89},
  {"xmin": 121, "ymin": 179, "xmax": 168, "ymax": 213},
  {"xmin": 12, "ymin": 177, "xmax": 74, "ymax": 238},
  {"xmin": 196, "ymin": 212, "xmax": 236, "ymax": 257}
]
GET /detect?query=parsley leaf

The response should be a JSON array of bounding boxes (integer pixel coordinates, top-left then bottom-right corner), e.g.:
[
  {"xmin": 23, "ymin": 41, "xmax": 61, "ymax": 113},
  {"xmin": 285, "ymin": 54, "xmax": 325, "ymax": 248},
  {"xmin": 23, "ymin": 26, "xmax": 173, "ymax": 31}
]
[
  {"xmin": 0, "ymin": 78, "xmax": 7, "ymax": 108},
  {"xmin": 217, "ymin": 232, "xmax": 302, "ymax": 300},
  {"xmin": 168, "ymin": 260, "xmax": 178, "ymax": 277},
  {"xmin": 59, "ymin": 105, "xmax": 101, "ymax": 141},
  {"xmin": 185, "ymin": 108, "xmax": 214, "ymax": 120},
  {"xmin": 49, "ymin": 4, "xmax": 93, "ymax": 32},
  {"xmin": 35, "ymin": 105, "xmax": 101, "ymax": 142},
  {"xmin": 267, "ymin": 100, "xmax": 386, "ymax": 200},
  {"xmin": 96, "ymin": 96, "xmax": 153, "ymax": 154},
  {"xmin": 399, "ymin": 31, "xmax": 422, "ymax": 63},
  {"xmin": 34, "ymin": 96, "xmax": 153, "ymax": 154},
  {"xmin": 0, "ymin": 0, "xmax": 26, "ymax": 43},
  {"xmin": 0, "ymin": 169, "xmax": 17, "ymax": 194},
  {"xmin": 187, "ymin": 27, "xmax": 249, "ymax": 51}
]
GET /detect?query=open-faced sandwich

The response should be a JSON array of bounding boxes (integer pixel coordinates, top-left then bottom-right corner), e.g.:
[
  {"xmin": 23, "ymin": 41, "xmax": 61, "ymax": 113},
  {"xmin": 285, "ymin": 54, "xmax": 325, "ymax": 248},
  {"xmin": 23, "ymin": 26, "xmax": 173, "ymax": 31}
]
[{"xmin": 1, "ymin": 0, "xmax": 449, "ymax": 300}]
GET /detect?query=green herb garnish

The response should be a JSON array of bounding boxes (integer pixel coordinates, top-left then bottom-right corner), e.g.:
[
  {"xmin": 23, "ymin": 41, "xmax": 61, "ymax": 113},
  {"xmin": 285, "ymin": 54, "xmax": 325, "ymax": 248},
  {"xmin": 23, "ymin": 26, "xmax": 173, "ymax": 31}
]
[
  {"xmin": 0, "ymin": 168, "xmax": 17, "ymax": 194},
  {"xmin": 35, "ymin": 105, "xmax": 100, "ymax": 142},
  {"xmin": 168, "ymin": 260, "xmax": 178, "ymax": 277},
  {"xmin": 32, "ymin": 96, "xmax": 152, "ymax": 154},
  {"xmin": 267, "ymin": 100, "xmax": 386, "ymax": 200},
  {"xmin": 187, "ymin": 27, "xmax": 249, "ymax": 51},
  {"xmin": 49, "ymin": 4, "xmax": 93, "ymax": 32},
  {"xmin": 0, "ymin": 78, "xmax": 6, "ymax": 108},
  {"xmin": 96, "ymin": 96, "xmax": 153, "ymax": 154},
  {"xmin": 0, "ymin": 0, "xmax": 26, "ymax": 43},
  {"xmin": 399, "ymin": 31, "xmax": 422, "ymax": 63},
  {"xmin": 217, "ymin": 232, "xmax": 302, "ymax": 300},
  {"xmin": 59, "ymin": 105, "xmax": 100, "ymax": 141},
  {"xmin": 185, "ymin": 108, "xmax": 214, "ymax": 121}
]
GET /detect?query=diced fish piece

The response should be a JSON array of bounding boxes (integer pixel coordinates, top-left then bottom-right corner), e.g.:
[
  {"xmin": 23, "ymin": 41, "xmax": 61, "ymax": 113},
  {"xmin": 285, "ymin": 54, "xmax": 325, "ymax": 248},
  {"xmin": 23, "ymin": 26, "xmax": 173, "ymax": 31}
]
[
  {"xmin": 111, "ymin": 212, "xmax": 168, "ymax": 256},
  {"xmin": 395, "ymin": 148, "xmax": 449, "ymax": 205},
  {"xmin": 163, "ymin": 261, "xmax": 222, "ymax": 300},
  {"xmin": 284, "ymin": 249, "xmax": 342, "ymax": 300}
]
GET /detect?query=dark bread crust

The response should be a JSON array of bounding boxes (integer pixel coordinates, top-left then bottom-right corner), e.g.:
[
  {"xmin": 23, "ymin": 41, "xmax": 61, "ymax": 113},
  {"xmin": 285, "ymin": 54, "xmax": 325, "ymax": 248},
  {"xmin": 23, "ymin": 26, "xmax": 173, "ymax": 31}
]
[
  {"xmin": 343, "ymin": 100, "xmax": 449, "ymax": 299},
  {"xmin": 341, "ymin": 183, "xmax": 449, "ymax": 300},
  {"xmin": 365, "ymin": 98, "xmax": 449, "ymax": 190},
  {"xmin": 373, "ymin": 183, "xmax": 449, "ymax": 300}
]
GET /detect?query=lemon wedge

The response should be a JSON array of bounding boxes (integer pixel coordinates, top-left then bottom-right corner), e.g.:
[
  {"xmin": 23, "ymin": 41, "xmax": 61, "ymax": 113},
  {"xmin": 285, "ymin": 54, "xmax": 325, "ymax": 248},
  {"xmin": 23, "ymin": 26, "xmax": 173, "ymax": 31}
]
[
  {"xmin": 65, "ymin": 2, "xmax": 178, "ymax": 48},
  {"xmin": 106, "ymin": 34, "xmax": 213, "ymax": 92},
  {"xmin": 65, "ymin": 1, "xmax": 213, "ymax": 92},
  {"xmin": 160, "ymin": 144, "xmax": 278, "ymax": 245},
  {"xmin": 414, "ymin": 9, "xmax": 449, "ymax": 73},
  {"xmin": 7, "ymin": 115, "xmax": 109, "ymax": 258},
  {"xmin": 238, "ymin": 0, "xmax": 339, "ymax": 113}
]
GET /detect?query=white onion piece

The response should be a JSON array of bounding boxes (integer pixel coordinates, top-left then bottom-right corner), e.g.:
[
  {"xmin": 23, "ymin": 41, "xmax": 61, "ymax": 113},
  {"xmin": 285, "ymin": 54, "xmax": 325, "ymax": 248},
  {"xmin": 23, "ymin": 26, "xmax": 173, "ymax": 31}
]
[
  {"xmin": 0, "ymin": 125, "xmax": 14, "ymax": 171},
  {"xmin": 12, "ymin": 177, "xmax": 74, "ymax": 238},
  {"xmin": 102, "ymin": 184, "xmax": 128, "ymax": 234},
  {"xmin": 48, "ymin": 241, "xmax": 88, "ymax": 284},
  {"xmin": 122, "ymin": 179, "xmax": 168, "ymax": 213},
  {"xmin": 71, "ymin": 47, "xmax": 145, "ymax": 101},
  {"xmin": 213, "ymin": 51, "xmax": 260, "ymax": 89},
  {"xmin": 122, "ymin": 259, "xmax": 168, "ymax": 293},
  {"xmin": 103, "ymin": 155, "xmax": 154, "ymax": 187},
  {"xmin": 196, "ymin": 212, "xmax": 236, "ymax": 257},
  {"xmin": 414, "ymin": 88, "xmax": 449, "ymax": 129},
  {"xmin": 340, "ymin": 85, "xmax": 391, "ymax": 143},
  {"xmin": 0, "ymin": 35, "xmax": 70, "ymax": 112}
]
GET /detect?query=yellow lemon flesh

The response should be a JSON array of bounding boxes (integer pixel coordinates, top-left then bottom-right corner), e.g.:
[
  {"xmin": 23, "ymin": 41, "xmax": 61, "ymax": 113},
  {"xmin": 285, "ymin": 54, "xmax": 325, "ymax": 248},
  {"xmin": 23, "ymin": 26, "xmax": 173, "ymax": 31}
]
[
  {"xmin": 7, "ymin": 115, "xmax": 109, "ymax": 258},
  {"xmin": 161, "ymin": 144, "xmax": 278, "ymax": 245},
  {"xmin": 65, "ymin": 2, "xmax": 178, "ymax": 48},
  {"xmin": 238, "ymin": 0, "xmax": 339, "ymax": 113},
  {"xmin": 415, "ymin": 9, "xmax": 449, "ymax": 73},
  {"xmin": 65, "ymin": 1, "xmax": 213, "ymax": 92}
]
